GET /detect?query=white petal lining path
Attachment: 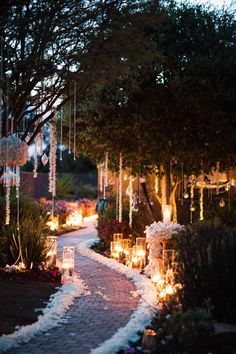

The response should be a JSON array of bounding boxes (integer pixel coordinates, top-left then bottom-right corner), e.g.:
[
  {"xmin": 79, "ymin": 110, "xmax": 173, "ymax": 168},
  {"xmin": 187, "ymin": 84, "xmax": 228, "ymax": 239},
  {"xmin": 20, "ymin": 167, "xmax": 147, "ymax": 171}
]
[
  {"xmin": 0, "ymin": 276, "xmax": 86, "ymax": 353},
  {"xmin": 78, "ymin": 239, "xmax": 159, "ymax": 354},
  {"xmin": 1, "ymin": 220, "xmax": 158, "ymax": 354}
]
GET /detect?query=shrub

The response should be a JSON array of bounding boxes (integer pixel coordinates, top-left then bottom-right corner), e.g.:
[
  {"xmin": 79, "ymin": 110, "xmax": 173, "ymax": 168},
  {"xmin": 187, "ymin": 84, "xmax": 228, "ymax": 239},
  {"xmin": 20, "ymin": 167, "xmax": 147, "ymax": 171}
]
[
  {"xmin": 174, "ymin": 223, "xmax": 236, "ymax": 323},
  {"xmin": 0, "ymin": 193, "xmax": 50, "ymax": 268},
  {"xmin": 56, "ymin": 174, "xmax": 77, "ymax": 200},
  {"xmin": 152, "ymin": 303, "xmax": 214, "ymax": 354}
]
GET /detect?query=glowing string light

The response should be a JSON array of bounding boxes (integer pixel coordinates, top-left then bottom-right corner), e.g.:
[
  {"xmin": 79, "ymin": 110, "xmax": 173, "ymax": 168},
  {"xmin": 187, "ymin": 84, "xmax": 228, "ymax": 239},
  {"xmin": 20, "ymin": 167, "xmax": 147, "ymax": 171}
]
[{"xmin": 118, "ymin": 153, "xmax": 123, "ymax": 223}]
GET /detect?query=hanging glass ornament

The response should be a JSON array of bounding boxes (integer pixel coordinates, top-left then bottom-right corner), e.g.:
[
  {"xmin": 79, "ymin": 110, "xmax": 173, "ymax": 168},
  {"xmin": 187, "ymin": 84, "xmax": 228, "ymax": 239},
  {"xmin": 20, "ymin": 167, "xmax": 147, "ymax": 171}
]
[
  {"xmin": 190, "ymin": 202, "xmax": 196, "ymax": 212},
  {"xmin": 183, "ymin": 191, "xmax": 189, "ymax": 199},
  {"xmin": 41, "ymin": 153, "xmax": 49, "ymax": 166},
  {"xmin": 219, "ymin": 198, "xmax": 225, "ymax": 208},
  {"xmin": 109, "ymin": 177, "xmax": 115, "ymax": 185},
  {"xmin": 132, "ymin": 193, "xmax": 139, "ymax": 212},
  {"xmin": 25, "ymin": 134, "xmax": 30, "ymax": 143}
]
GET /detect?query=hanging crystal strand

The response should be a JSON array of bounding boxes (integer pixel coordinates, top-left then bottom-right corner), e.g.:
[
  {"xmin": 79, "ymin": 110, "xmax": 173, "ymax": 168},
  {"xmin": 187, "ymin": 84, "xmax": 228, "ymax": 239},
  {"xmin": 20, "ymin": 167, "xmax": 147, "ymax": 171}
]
[
  {"xmin": 118, "ymin": 153, "xmax": 123, "ymax": 223},
  {"xmin": 0, "ymin": 39, "xmax": 3, "ymax": 139},
  {"xmin": 98, "ymin": 163, "xmax": 104, "ymax": 193},
  {"xmin": 73, "ymin": 82, "xmax": 76, "ymax": 161},
  {"xmin": 216, "ymin": 161, "xmax": 220, "ymax": 195},
  {"xmin": 39, "ymin": 128, "xmax": 44, "ymax": 156},
  {"xmin": 33, "ymin": 136, "xmax": 38, "ymax": 178},
  {"xmin": 116, "ymin": 173, "xmax": 119, "ymax": 220},
  {"xmin": 129, "ymin": 175, "xmax": 133, "ymax": 227},
  {"xmin": 69, "ymin": 101, "xmax": 72, "ymax": 154},
  {"xmin": 16, "ymin": 166, "xmax": 20, "ymax": 231},
  {"xmin": 181, "ymin": 163, "xmax": 184, "ymax": 206},
  {"xmin": 105, "ymin": 152, "xmax": 108, "ymax": 187},
  {"xmin": 5, "ymin": 185, "xmax": 10, "ymax": 225},
  {"xmin": 190, "ymin": 175, "xmax": 195, "ymax": 224},
  {"xmin": 199, "ymin": 174, "xmax": 204, "ymax": 221},
  {"xmin": 60, "ymin": 107, "xmax": 63, "ymax": 161},
  {"xmin": 155, "ymin": 167, "xmax": 159, "ymax": 194},
  {"xmin": 199, "ymin": 187, "xmax": 204, "ymax": 220},
  {"xmin": 49, "ymin": 113, "xmax": 57, "ymax": 197}
]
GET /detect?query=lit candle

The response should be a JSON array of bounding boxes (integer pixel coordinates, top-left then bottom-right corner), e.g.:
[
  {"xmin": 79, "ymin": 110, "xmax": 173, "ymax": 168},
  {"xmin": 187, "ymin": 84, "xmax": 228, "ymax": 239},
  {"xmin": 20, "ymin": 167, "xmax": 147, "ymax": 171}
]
[{"xmin": 162, "ymin": 205, "xmax": 172, "ymax": 223}]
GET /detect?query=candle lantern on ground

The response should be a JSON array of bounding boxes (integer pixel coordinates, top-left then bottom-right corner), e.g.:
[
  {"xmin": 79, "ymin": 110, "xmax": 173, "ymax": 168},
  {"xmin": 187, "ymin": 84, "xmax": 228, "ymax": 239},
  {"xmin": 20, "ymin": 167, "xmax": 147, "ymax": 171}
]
[
  {"xmin": 163, "ymin": 249, "xmax": 176, "ymax": 271},
  {"xmin": 121, "ymin": 239, "xmax": 132, "ymax": 264},
  {"xmin": 151, "ymin": 258, "xmax": 165, "ymax": 287},
  {"xmin": 135, "ymin": 237, "xmax": 146, "ymax": 267},
  {"xmin": 142, "ymin": 329, "xmax": 157, "ymax": 351},
  {"xmin": 110, "ymin": 241, "xmax": 123, "ymax": 260},
  {"xmin": 162, "ymin": 204, "xmax": 172, "ymax": 223},
  {"xmin": 46, "ymin": 236, "xmax": 57, "ymax": 266},
  {"xmin": 131, "ymin": 246, "xmax": 142, "ymax": 271},
  {"xmin": 113, "ymin": 233, "xmax": 123, "ymax": 242},
  {"xmin": 62, "ymin": 246, "xmax": 74, "ymax": 282}
]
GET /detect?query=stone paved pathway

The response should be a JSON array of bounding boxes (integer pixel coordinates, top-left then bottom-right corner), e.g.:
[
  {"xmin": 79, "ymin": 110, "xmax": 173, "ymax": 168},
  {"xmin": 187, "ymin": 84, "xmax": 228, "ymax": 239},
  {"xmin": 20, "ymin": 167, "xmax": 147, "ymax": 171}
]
[{"xmin": 7, "ymin": 221, "xmax": 140, "ymax": 354}]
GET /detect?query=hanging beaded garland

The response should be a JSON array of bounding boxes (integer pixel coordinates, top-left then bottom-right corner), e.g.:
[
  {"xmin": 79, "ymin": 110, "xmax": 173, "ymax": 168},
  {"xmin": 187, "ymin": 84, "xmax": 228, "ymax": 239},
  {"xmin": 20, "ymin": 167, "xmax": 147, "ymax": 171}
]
[
  {"xmin": 129, "ymin": 175, "xmax": 133, "ymax": 227},
  {"xmin": 189, "ymin": 175, "xmax": 195, "ymax": 223},
  {"xmin": 60, "ymin": 108, "xmax": 63, "ymax": 161},
  {"xmin": 105, "ymin": 152, "xmax": 108, "ymax": 188},
  {"xmin": 48, "ymin": 113, "xmax": 57, "ymax": 200},
  {"xmin": 33, "ymin": 136, "xmax": 39, "ymax": 178},
  {"xmin": 118, "ymin": 153, "xmax": 123, "ymax": 223}
]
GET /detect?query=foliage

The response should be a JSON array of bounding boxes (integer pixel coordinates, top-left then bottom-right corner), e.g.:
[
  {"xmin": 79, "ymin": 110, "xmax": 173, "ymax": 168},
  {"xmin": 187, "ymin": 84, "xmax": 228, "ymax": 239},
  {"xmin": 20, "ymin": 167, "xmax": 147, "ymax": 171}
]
[
  {"xmin": 78, "ymin": 181, "xmax": 97, "ymax": 200},
  {"xmin": 0, "ymin": 194, "xmax": 50, "ymax": 268},
  {"xmin": 75, "ymin": 1, "xmax": 236, "ymax": 176},
  {"xmin": 56, "ymin": 174, "xmax": 78, "ymax": 200},
  {"xmin": 97, "ymin": 219, "xmax": 131, "ymax": 250},
  {"xmin": 152, "ymin": 303, "xmax": 214, "ymax": 354},
  {"xmin": 174, "ymin": 223, "xmax": 236, "ymax": 323}
]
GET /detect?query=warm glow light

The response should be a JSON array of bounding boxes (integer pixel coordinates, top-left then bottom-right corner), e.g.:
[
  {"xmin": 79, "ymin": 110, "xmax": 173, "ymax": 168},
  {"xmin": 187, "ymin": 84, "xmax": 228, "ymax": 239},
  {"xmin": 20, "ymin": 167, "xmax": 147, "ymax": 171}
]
[
  {"xmin": 83, "ymin": 214, "xmax": 98, "ymax": 222},
  {"xmin": 62, "ymin": 246, "xmax": 74, "ymax": 282},
  {"xmin": 136, "ymin": 248, "xmax": 146, "ymax": 258},
  {"xmin": 165, "ymin": 283, "xmax": 175, "ymax": 295},
  {"xmin": 152, "ymin": 273, "xmax": 165, "ymax": 287},
  {"xmin": 47, "ymin": 217, "xmax": 59, "ymax": 231},
  {"xmin": 162, "ymin": 205, "xmax": 172, "ymax": 223},
  {"xmin": 66, "ymin": 211, "xmax": 83, "ymax": 227}
]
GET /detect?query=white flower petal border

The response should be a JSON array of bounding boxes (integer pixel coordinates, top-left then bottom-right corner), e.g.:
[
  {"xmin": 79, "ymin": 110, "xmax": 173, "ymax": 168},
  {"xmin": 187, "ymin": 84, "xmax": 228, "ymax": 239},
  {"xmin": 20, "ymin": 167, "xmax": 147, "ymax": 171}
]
[
  {"xmin": 77, "ymin": 239, "xmax": 160, "ymax": 354},
  {"xmin": 0, "ymin": 275, "xmax": 86, "ymax": 353}
]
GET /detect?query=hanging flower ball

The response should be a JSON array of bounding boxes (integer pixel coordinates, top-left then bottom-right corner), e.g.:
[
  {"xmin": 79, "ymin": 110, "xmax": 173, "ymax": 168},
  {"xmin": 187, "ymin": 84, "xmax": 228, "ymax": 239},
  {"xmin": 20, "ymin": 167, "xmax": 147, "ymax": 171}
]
[
  {"xmin": 0, "ymin": 136, "xmax": 29, "ymax": 166},
  {"xmin": 41, "ymin": 153, "xmax": 49, "ymax": 166}
]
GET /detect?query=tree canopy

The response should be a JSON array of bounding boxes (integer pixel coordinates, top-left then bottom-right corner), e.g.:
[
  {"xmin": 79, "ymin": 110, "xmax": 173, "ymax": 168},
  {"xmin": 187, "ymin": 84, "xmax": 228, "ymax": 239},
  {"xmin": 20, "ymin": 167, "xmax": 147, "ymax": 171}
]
[{"xmin": 73, "ymin": 1, "xmax": 236, "ymax": 176}]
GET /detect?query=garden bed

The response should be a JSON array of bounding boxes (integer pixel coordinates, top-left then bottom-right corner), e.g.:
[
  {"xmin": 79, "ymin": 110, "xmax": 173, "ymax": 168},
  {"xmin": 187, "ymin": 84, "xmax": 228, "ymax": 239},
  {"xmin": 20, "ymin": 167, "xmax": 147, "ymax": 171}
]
[{"xmin": 0, "ymin": 270, "xmax": 60, "ymax": 336}]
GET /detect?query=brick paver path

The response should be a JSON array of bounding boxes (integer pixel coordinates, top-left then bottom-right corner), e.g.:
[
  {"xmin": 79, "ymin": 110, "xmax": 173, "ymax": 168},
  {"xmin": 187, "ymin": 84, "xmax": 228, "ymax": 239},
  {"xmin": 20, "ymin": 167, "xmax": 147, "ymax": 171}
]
[{"xmin": 7, "ymin": 221, "xmax": 139, "ymax": 354}]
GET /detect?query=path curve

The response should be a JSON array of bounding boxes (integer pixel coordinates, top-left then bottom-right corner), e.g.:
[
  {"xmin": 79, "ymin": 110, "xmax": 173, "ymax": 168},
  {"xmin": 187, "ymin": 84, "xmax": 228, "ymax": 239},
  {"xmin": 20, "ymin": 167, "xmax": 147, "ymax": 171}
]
[{"xmin": 7, "ymin": 221, "xmax": 140, "ymax": 354}]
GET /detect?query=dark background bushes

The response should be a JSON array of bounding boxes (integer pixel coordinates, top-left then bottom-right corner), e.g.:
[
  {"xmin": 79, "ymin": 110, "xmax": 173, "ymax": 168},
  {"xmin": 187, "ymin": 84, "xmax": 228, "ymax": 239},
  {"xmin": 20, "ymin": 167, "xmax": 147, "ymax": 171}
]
[{"xmin": 174, "ymin": 223, "xmax": 236, "ymax": 323}]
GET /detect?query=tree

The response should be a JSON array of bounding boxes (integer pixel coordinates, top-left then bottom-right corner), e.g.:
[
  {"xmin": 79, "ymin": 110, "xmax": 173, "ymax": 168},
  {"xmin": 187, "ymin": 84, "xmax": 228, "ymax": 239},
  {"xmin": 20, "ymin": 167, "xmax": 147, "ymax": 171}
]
[{"xmin": 72, "ymin": 1, "xmax": 236, "ymax": 221}]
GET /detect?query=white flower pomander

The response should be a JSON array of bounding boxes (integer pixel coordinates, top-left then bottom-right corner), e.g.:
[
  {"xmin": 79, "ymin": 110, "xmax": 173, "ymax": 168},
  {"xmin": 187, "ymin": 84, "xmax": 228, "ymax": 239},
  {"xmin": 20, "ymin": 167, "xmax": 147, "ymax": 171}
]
[
  {"xmin": 144, "ymin": 221, "xmax": 184, "ymax": 265},
  {"xmin": 0, "ymin": 136, "xmax": 29, "ymax": 166}
]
